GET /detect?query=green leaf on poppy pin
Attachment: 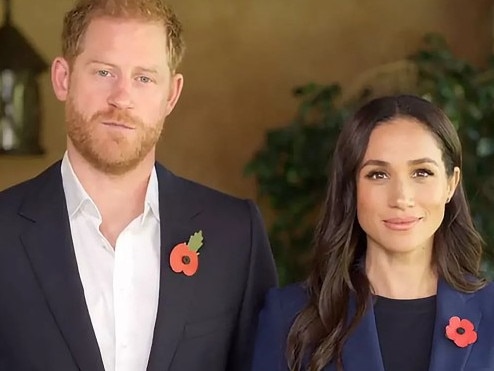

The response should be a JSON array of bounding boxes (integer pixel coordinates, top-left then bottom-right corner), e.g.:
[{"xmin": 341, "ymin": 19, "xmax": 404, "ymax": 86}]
[{"xmin": 187, "ymin": 231, "xmax": 204, "ymax": 253}]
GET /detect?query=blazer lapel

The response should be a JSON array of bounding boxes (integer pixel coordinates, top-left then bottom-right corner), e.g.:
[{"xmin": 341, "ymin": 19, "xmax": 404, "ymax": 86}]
[
  {"xmin": 19, "ymin": 163, "xmax": 105, "ymax": 371},
  {"xmin": 147, "ymin": 165, "xmax": 202, "ymax": 371},
  {"xmin": 428, "ymin": 279, "xmax": 481, "ymax": 371},
  {"xmin": 340, "ymin": 296, "xmax": 385, "ymax": 371}
]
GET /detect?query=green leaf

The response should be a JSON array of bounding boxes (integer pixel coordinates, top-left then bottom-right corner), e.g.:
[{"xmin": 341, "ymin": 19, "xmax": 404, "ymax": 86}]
[{"xmin": 187, "ymin": 231, "xmax": 204, "ymax": 252}]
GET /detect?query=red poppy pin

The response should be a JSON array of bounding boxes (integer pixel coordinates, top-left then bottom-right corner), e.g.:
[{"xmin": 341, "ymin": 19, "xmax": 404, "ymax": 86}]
[
  {"xmin": 445, "ymin": 316, "xmax": 477, "ymax": 348},
  {"xmin": 170, "ymin": 231, "xmax": 204, "ymax": 276}
]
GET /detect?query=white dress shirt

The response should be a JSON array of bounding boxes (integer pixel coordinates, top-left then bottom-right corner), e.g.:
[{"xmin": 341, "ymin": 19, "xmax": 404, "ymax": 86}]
[{"xmin": 61, "ymin": 153, "xmax": 161, "ymax": 371}]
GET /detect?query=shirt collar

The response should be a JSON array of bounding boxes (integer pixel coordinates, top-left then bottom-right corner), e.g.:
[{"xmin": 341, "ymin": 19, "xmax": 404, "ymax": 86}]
[
  {"xmin": 143, "ymin": 166, "xmax": 160, "ymax": 222},
  {"xmin": 61, "ymin": 152, "xmax": 160, "ymax": 222}
]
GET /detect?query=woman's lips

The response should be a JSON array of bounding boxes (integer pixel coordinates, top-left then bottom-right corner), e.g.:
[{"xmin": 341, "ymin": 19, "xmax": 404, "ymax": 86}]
[{"xmin": 382, "ymin": 217, "xmax": 422, "ymax": 231}]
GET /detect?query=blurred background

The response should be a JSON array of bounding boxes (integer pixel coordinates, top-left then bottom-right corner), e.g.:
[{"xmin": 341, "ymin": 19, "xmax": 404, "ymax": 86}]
[{"xmin": 1, "ymin": 0, "xmax": 493, "ymax": 284}]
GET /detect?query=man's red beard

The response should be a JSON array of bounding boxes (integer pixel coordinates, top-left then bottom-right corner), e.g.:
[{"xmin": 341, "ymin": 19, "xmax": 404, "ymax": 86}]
[{"xmin": 65, "ymin": 97, "xmax": 163, "ymax": 175}]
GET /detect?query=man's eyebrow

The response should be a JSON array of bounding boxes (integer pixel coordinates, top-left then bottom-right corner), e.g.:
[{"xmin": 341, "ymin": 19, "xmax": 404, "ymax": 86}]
[
  {"xmin": 86, "ymin": 59, "xmax": 116, "ymax": 67},
  {"xmin": 135, "ymin": 66, "xmax": 160, "ymax": 75},
  {"xmin": 86, "ymin": 61, "xmax": 160, "ymax": 74}
]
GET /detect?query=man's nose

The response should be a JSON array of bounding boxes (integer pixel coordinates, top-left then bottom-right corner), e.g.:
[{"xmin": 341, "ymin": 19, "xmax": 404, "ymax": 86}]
[{"xmin": 107, "ymin": 78, "xmax": 134, "ymax": 110}]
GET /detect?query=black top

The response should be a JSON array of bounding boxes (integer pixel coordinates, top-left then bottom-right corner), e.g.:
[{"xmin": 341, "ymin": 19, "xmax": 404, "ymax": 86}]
[{"xmin": 374, "ymin": 295, "xmax": 436, "ymax": 371}]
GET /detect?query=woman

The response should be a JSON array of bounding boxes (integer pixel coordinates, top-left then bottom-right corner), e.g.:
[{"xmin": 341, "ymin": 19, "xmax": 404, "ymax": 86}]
[{"xmin": 251, "ymin": 95, "xmax": 494, "ymax": 371}]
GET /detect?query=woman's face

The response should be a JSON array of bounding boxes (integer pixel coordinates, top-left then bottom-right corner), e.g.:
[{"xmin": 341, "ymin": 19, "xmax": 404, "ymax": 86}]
[{"xmin": 356, "ymin": 117, "xmax": 460, "ymax": 257}]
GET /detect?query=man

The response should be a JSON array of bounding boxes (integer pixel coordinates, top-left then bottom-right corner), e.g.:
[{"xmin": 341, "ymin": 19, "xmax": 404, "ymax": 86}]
[{"xmin": 0, "ymin": 1, "xmax": 277, "ymax": 370}]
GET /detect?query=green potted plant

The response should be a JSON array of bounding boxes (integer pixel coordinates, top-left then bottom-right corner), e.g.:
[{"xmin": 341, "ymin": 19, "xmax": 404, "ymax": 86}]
[{"xmin": 246, "ymin": 34, "xmax": 494, "ymax": 285}]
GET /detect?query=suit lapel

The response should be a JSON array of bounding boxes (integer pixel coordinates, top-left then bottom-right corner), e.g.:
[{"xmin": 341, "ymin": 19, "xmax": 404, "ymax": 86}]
[
  {"xmin": 339, "ymin": 296, "xmax": 385, "ymax": 371},
  {"xmin": 147, "ymin": 165, "xmax": 202, "ymax": 371},
  {"xmin": 19, "ymin": 163, "xmax": 105, "ymax": 371},
  {"xmin": 428, "ymin": 279, "xmax": 481, "ymax": 371},
  {"xmin": 325, "ymin": 280, "xmax": 481, "ymax": 371}
]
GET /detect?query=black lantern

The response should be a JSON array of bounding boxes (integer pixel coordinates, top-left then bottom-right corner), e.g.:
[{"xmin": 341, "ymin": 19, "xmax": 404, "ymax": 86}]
[{"xmin": 0, "ymin": 0, "xmax": 47, "ymax": 155}]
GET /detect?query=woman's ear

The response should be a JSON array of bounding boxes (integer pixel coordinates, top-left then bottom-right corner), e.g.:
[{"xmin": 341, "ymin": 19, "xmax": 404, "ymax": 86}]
[{"xmin": 446, "ymin": 166, "xmax": 461, "ymax": 202}]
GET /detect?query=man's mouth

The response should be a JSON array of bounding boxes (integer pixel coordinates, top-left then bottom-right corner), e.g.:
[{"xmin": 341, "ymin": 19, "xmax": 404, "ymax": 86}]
[{"xmin": 102, "ymin": 121, "xmax": 135, "ymax": 130}]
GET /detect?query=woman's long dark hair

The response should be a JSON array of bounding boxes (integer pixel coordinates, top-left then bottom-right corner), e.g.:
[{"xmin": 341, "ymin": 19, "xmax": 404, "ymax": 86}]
[{"xmin": 286, "ymin": 95, "xmax": 486, "ymax": 371}]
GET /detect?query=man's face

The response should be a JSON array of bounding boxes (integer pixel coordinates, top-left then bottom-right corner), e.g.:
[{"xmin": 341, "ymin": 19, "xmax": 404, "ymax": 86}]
[{"xmin": 54, "ymin": 16, "xmax": 183, "ymax": 174}]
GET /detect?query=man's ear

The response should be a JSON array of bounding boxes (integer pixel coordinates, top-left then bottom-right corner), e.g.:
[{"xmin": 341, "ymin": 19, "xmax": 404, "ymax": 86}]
[
  {"xmin": 164, "ymin": 73, "xmax": 184, "ymax": 116},
  {"xmin": 51, "ymin": 57, "xmax": 71, "ymax": 102}
]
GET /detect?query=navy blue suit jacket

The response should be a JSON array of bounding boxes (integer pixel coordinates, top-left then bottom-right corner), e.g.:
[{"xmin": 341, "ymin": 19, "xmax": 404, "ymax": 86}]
[
  {"xmin": 252, "ymin": 279, "xmax": 494, "ymax": 371},
  {"xmin": 0, "ymin": 162, "xmax": 277, "ymax": 371}
]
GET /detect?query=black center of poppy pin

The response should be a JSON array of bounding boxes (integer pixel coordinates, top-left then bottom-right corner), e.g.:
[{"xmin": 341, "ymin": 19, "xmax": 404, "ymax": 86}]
[
  {"xmin": 182, "ymin": 256, "xmax": 191, "ymax": 265},
  {"xmin": 456, "ymin": 327, "xmax": 465, "ymax": 335}
]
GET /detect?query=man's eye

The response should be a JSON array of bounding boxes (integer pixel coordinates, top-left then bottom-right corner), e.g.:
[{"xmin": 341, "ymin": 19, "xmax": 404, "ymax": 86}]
[
  {"xmin": 97, "ymin": 70, "xmax": 110, "ymax": 77},
  {"xmin": 138, "ymin": 76, "xmax": 152, "ymax": 83}
]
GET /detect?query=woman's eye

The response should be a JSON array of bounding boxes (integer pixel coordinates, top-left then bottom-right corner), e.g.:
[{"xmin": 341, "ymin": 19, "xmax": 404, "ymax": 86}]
[
  {"xmin": 414, "ymin": 169, "xmax": 434, "ymax": 178},
  {"xmin": 365, "ymin": 171, "xmax": 388, "ymax": 180}
]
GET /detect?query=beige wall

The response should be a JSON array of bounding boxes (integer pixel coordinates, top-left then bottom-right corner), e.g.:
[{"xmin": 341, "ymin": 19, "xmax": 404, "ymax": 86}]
[{"xmin": 0, "ymin": 0, "xmax": 492, "ymax": 197}]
